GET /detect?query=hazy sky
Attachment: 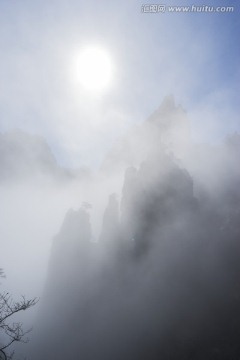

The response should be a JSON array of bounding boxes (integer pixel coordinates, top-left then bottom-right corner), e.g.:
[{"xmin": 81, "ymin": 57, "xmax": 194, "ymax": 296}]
[{"xmin": 0, "ymin": 0, "xmax": 239, "ymax": 167}]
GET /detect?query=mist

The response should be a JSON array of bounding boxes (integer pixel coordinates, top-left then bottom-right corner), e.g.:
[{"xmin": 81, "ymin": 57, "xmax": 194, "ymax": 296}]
[
  {"xmin": 1, "ymin": 1, "xmax": 240, "ymax": 359},
  {"xmin": 2, "ymin": 96, "xmax": 240, "ymax": 359}
]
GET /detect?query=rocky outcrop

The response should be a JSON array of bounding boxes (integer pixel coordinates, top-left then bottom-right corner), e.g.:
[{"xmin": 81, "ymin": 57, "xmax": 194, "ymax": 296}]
[{"xmin": 32, "ymin": 98, "xmax": 240, "ymax": 360}]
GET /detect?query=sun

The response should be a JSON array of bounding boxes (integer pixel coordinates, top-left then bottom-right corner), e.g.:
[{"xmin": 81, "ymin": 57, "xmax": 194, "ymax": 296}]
[{"xmin": 74, "ymin": 46, "xmax": 113, "ymax": 91}]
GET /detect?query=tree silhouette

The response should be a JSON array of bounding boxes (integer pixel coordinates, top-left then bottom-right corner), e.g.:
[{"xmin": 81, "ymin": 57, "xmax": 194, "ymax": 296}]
[{"xmin": 0, "ymin": 271, "xmax": 37, "ymax": 360}]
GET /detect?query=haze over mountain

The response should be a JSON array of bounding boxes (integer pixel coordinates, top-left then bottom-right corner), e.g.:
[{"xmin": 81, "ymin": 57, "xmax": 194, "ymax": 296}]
[
  {"xmin": 0, "ymin": 0, "xmax": 239, "ymax": 358},
  {"xmin": 21, "ymin": 96, "xmax": 240, "ymax": 360},
  {"xmin": 0, "ymin": 129, "xmax": 92, "ymax": 183}
]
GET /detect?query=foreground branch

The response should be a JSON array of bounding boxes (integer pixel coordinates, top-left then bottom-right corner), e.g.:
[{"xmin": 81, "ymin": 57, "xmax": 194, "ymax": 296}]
[{"xmin": 0, "ymin": 291, "xmax": 38, "ymax": 359}]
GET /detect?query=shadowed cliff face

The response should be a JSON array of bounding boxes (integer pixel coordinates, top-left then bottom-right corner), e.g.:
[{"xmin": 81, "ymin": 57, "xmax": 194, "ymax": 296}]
[{"xmin": 28, "ymin": 98, "xmax": 240, "ymax": 360}]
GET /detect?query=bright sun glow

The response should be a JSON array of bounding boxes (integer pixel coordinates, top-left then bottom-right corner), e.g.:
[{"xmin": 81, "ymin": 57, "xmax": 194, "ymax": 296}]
[{"xmin": 74, "ymin": 46, "xmax": 113, "ymax": 91}]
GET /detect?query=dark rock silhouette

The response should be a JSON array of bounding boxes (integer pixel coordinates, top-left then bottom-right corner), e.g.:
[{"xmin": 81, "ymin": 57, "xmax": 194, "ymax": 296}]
[
  {"xmin": 32, "ymin": 98, "xmax": 240, "ymax": 360},
  {"xmin": 99, "ymin": 193, "xmax": 120, "ymax": 246}
]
